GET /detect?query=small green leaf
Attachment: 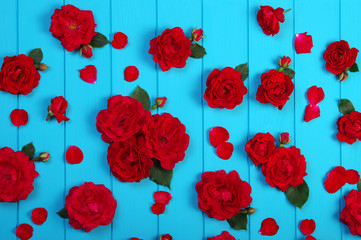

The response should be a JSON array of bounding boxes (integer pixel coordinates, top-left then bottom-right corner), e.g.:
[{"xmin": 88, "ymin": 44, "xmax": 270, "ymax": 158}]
[
  {"xmin": 349, "ymin": 63, "xmax": 359, "ymax": 72},
  {"xmin": 357, "ymin": 179, "xmax": 361, "ymax": 191},
  {"xmin": 21, "ymin": 142, "xmax": 35, "ymax": 160},
  {"xmin": 56, "ymin": 208, "xmax": 69, "ymax": 219},
  {"xmin": 235, "ymin": 63, "xmax": 249, "ymax": 81},
  {"xmin": 131, "ymin": 86, "xmax": 151, "ymax": 111},
  {"xmin": 90, "ymin": 33, "xmax": 110, "ymax": 48},
  {"xmin": 339, "ymin": 99, "xmax": 355, "ymax": 115},
  {"xmin": 28, "ymin": 48, "xmax": 43, "ymax": 65},
  {"xmin": 286, "ymin": 180, "xmax": 309, "ymax": 209},
  {"xmin": 282, "ymin": 68, "xmax": 295, "ymax": 79},
  {"xmin": 226, "ymin": 212, "xmax": 248, "ymax": 230},
  {"xmin": 149, "ymin": 159, "xmax": 173, "ymax": 189},
  {"xmin": 190, "ymin": 43, "xmax": 206, "ymax": 59}
]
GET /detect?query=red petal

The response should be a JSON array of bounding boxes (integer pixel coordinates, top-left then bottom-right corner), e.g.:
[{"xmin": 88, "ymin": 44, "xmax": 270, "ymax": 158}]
[
  {"xmin": 66, "ymin": 145, "xmax": 84, "ymax": 164},
  {"xmin": 154, "ymin": 191, "xmax": 172, "ymax": 205},
  {"xmin": 324, "ymin": 166, "xmax": 347, "ymax": 193},
  {"xmin": 209, "ymin": 127, "xmax": 229, "ymax": 147},
  {"xmin": 124, "ymin": 66, "xmax": 139, "ymax": 82},
  {"xmin": 300, "ymin": 219, "xmax": 316, "ymax": 235},
  {"xmin": 16, "ymin": 224, "xmax": 33, "ymax": 240},
  {"xmin": 151, "ymin": 203, "xmax": 166, "ymax": 215},
  {"xmin": 79, "ymin": 65, "xmax": 97, "ymax": 84},
  {"xmin": 54, "ymin": 112, "xmax": 70, "ymax": 123},
  {"xmin": 304, "ymin": 105, "xmax": 320, "ymax": 122},
  {"xmin": 307, "ymin": 86, "xmax": 325, "ymax": 105},
  {"xmin": 10, "ymin": 109, "xmax": 28, "ymax": 127},
  {"xmin": 306, "ymin": 236, "xmax": 317, "ymax": 240},
  {"xmin": 31, "ymin": 208, "xmax": 48, "ymax": 225},
  {"xmin": 111, "ymin": 32, "xmax": 128, "ymax": 49},
  {"xmin": 295, "ymin": 32, "xmax": 313, "ymax": 54},
  {"xmin": 346, "ymin": 169, "xmax": 360, "ymax": 184},
  {"xmin": 259, "ymin": 218, "xmax": 279, "ymax": 236},
  {"xmin": 130, "ymin": 238, "xmax": 143, "ymax": 240},
  {"xmin": 216, "ymin": 142, "xmax": 233, "ymax": 160}
]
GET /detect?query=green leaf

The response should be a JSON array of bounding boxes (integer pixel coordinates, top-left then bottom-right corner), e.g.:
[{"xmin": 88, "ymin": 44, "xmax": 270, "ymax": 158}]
[
  {"xmin": 357, "ymin": 179, "xmax": 361, "ymax": 191},
  {"xmin": 56, "ymin": 208, "xmax": 69, "ymax": 219},
  {"xmin": 282, "ymin": 68, "xmax": 295, "ymax": 79},
  {"xmin": 190, "ymin": 43, "xmax": 206, "ymax": 59},
  {"xmin": 90, "ymin": 33, "xmax": 110, "ymax": 48},
  {"xmin": 285, "ymin": 180, "xmax": 309, "ymax": 209},
  {"xmin": 28, "ymin": 48, "xmax": 43, "ymax": 65},
  {"xmin": 131, "ymin": 86, "xmax": 151, "ymax": 111},
  {"xmin": 339, "ymin": 99, "xmax": 355, "ymax": 115},
  {"xmin": 21, "ymin": 142, "xmax": 35, "ymax": 160},
  {"xmin": 226, "ymin": 212, "xmax": 248, "ymax": 230},
  {"xmin": 149, "ymin": 159, "xmax": 173, "ymax": 189},
  {"xmin": 349, "ymin": 63, "xmax": 359, "ymax": 72},
  {"xmin": 235, "ymin": 63, "xmax": 249, "ymax": 81}
]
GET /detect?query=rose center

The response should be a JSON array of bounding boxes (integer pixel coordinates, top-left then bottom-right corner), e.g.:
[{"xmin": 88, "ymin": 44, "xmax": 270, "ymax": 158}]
[
  {"xmin": 160, "ymin": 137, "xmax": 168, "ymax": 144},
  {"xmin": 69, "ymin": 23, "xmax": 78, "ymax": 31},
  {"xmin": 220, "ymin": 189, "xmax": 232, "ymax": 201}
]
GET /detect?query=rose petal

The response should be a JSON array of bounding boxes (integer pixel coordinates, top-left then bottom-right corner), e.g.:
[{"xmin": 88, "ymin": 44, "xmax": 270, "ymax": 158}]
[
  {"xmin": 259, "ymin": 218, "xmax": 279, "ymax": 236},
  {"xmin": 306, "ymin": 236, "xmax": 317, "ymax": 240},
  {"xmin": 154, "ymin": 191, "xmax": 172, "ymax": 205},
  {"xmin": 346, "ymin": 169, "xmax": 360, "ymax": 184},
  {"xmin": 31, "ymin": 208, "xmax": 48, "ymax": 225},
  {"xmin": 160, "ymin": 234, "xmax": 173, "ymax": 240},
  {"xmin": 209, "ymin": 127, "xmax": 230, "ymax": 147},
  {"xmin": 16, "ymin": 224, "xmax": 33, "ymax": 240},
  {"xmin": 151, "ymin": 203, "xmax": 166, "ymax": 215},
  {"xmin": 111, "ymin": 32, "xmax": 128, "ymax": 49},
  {"xmin": 124, "ymin": 66, "xmax": 139, "ymax": 82},
  {"xmin": 295, "ymin": 32, "xmax": 313, "ymax": 54},
  {"xmin": 216, "ymin": 142, "xmax": 233, "ymax": 160},
  {"xmin": 304, "ymin": 105, "xmax": 320, "ymax": 122},
  {"xmin": 130, "ymin": 238, "xmax": 143, "ymax": 240},
  {"xmin": 10, "ymin": 109, "xmax": 28, "ymax": 127},
  {"xmin": 324, "ymin": 166, "xmax": 347, "ymax": 193},
  {"xmin": 300, "ymin": 219, "xmax": 316, "ymax": 235},
  {"xmin": 66, "ymin": 145, "xmax": 84, "ymax": 164},
  {"xmin": 307, "ymin": 86, "xmax": 325, "ymax": 105},
  {"xmin": 79, "ymin": 65, "xmax": 97, "ymax": 84}
]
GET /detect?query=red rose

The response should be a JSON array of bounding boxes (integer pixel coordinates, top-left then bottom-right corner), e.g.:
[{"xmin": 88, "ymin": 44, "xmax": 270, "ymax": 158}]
[
  {"xmin": 0, "ymin": 54, "xmax": 40, "ymax": 95},
  {"xmin": 257, "ymin": 6, "xmax": 285, "ymax": 36},
  {"xmin": 148, "ymin": 27, "xmax": 191, "ymax": 72},
  {"xmin": 196, "ymin": 170, "xmax": 252, "ymax": 221},
  {"xmin": 143, "ymin": 113, "xmax": 189, "ymax": 170},
  {"xmin": 159, "ymin": 234, "xmax": 172, "ymax": 240},
  {"xmin": 0, "ymin": 147, "xmax": 38, "ymax": 202},
  {"xmin": 245, "ymin": 133, "xmax": 276, "ymax": 166},
  {"xmin": 256, "ymin": 69, "xmax": 294, "ymax": 110},
  {"xmin": 47, "ymin": 96, "xmax": 70, "ymax": 123},
  {"xmin": 336, "ymin": 111, "xmax": 361, "ymax": 144},
  {"xmin": 261, "ymin": 146, "xmax": 307, "ymax": 192},
  {"xmin": 107, "ymin": 134, "xmax": 153, "ymax": 182},
  {"xmin": 81, "ymin": 45, "xmax": 93, "ymax": 58},
  {"xmin": 50, "ymin": 4, "xmax": 96, "ymax": 52},
  {"xmin": 65, "ymin": 182, "xmax": 117, "ymax": 232},
  {"xmin": 341, "ymin": 189, "xmax": 361, "ymax": 235},
  {"xmin": 204, "ymin": 67, "xmax": 248, "ymax": 109},
  {"xmin": 324, "ymin": 40, "xmax": 359, "ymax": 75},
  {"xmin": 96, "ymin": 95, "xmax": 150, "ymax": 143},
  {"xmin": 207, "ymin": 231, "xmax": 236, "ymax": 240}
]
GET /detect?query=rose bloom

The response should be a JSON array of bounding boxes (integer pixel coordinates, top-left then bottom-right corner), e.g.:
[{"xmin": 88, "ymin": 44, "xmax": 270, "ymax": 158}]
[
  {"xmin": 261, "ymin": 146, "xmax": 307, "ymax": 192},
  {"xmin": 96, "ymin": 95, "xmax": 150, "ymax": 143},
  {"xmin": 65, "ymin": 182, "xmax": 117, "ymax": 232},
  {"xmin": 245, "ymin": 132, "xmax": 276, "ymax": 166},
  {"xmin": 148, "ymin": 27, "xmax": 191, "ymax": 72},
  {"xmin": 0, "ymin": 55, "xmax": 40, "ymax": 95},
  {"xmin": 204, "ymin": 67, "xmax": 248, "ymax": 109},
  {"xmin": 256, "ymin": 69, "xmax": 294, "ymax": 110},
  {"xmin": 207, "ymin": 231, "xmax": 236, "ymax": 240},
  {"xmin": 50, "ymin": 4, "xmax": 96, "ymax": 52},
  {"xmin": 257, "ymin": 6, "xmax": 285, "ymax": 36},
  {"xmin": 336, "ymin": 111, "xmax": 361, "ymax": 144},
  {"xmin": 196, "ymin": 170, "xmax": 252, "ymax": 221},
  {"xmin": 48, "ymin": 96, "xmax": 70, "ymax": 123},
  {"xmin": 341, "ymin": 190, "xmax": 361, "ymax": 236},
  {"xmin": 0, "ymin": 147, "xmax": 38, "ymax": 202},
  {"xmin": 324, "ymin": 40, "xmax": 359, "ymax": 75}
]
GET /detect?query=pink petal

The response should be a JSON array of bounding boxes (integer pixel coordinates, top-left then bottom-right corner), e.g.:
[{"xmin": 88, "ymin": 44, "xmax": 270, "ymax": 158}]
[
  {"xmin": 79, "ymin": 65, "xmax": 97, "ymax": 84},
  {"xmin": 304, "ymin": 105, "xmax": 320, "ymax": 122},
  {"xmin": 295, "ymin": 32, "xmax": 313, "ymax": 54},
  {"xmin": 154, "ymin": 191, "xmax": 172, "ymax": 205},
  {"xmin": 307, "ymin": 86, "xmax": 325, "ymax": 105}
]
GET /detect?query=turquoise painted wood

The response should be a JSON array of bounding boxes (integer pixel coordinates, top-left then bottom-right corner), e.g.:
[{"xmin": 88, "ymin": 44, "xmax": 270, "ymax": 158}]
[{"xmin": 0, "ymin": 0, "xmax": 360, "ymax": 239}]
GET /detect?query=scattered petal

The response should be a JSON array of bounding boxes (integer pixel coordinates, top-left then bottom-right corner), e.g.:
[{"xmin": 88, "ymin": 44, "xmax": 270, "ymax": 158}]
[
  {"xmin": 307, "ymin": 86, "xmax": 325, "ymax": 106},
  {"xmin": 216, "ymin": 142, "xmax": 234, "ymax": 160},
  {"xmin": 124, "ymin": 66, "xmax": 139, "ymax": 82},
  {"xmin": 79, "ymin": 65, "xmax": 97, "ymax": 84},
  {"xmin": 31, "ymin": 208, "xmax": 48, "ymax": 225},
  {"xmin": 306, "ymin": 236, "xmax": 317, "ymax": 240},
  {"xmin": 209, "ymin": 127, "xmax": 229, "ymax": 147},
  {"xmin": 130, "ymin": 238, "xmax": 143, "ymax": 240},
  {"xmin": 300, "ymin": 219, "xmax": 316, "ymax": 235},
  {"xmin": 304, "ymin": 105, "xmax": 320, "ymax": 122},
  {"xmin": 16, "ymin": 224, "xmax": 33, "ymax": 240},
  {"xmin": 10, "ymin": 109, "xmax": 28, "ymax": 127},
  {"xmin": 295, "ymin": 32, "xmax": 313, "ymax": 54},
  {"xmin": 66, "ymin": 145, "xmax": 84, "ymax": 164},
  {"xmin": 259, "ymin": 218, "xmax": 279, "ymax": 236},
  {"xmin": 111, "ymin": 32, "xmax": 128, "ymax": 49},
  {"xmin": 159, "ymin": 234, "xmax": 173, "ymax": 240},
  {"xmin": 154, "ymin": 191, "xmax": 172, "ymax": 205},
  {"xmin": 346, "ymin": 169, "xmax": 360, "ymax": 184},
  {"xmin": 324, "ymin": 166, "xmax": 347, "ymax": 193},
  {"xmin": 151, "ymin": 203, "xmax": 166, "ymax": 215}
]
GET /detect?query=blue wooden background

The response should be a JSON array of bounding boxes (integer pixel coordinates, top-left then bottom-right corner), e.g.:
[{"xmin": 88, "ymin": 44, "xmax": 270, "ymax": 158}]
[{"xmin": 0, "ymin": 0, "xmax": 360, "ymax": 239}]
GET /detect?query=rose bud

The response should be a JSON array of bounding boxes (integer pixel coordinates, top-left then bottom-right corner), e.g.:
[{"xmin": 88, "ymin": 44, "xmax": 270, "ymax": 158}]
[
  {"xmin": 246, "ymin": 207, "xmax": 257, "ymax": 215},
  {"xmin": 81, "ymin": 45, "xmax": 93, "ymax": 59},
  {"xmin": 279, "ymin": 132, "xmax": 291, "ymax": 146},
  {"xmin": 159, "ymin": 234, "xmax": 172, "ymax": 240},
  {"xmin": 38, "ymin": 63, "xmax": 50, "ymax": 71},
  {"xmin": 156, "ymin": 97, "xmax": 167, "ymax": 107},
  {"xmin": 339, "ymin": 71, "xmax": 349, "ymax": 82},
  {"xmin": 191, "ymin": 27, "xmax": 204, "ymax": 42},
  {"xmin": 46, "ymin": 96, "xmax": 70, "ymax": 123},
  {"xmin": 39, "ymin": 152, "xmax": 50, "ymax": 162},
  {"xmin": 278, "ymin": 56, "xmax": 291, "ymax": 68}
]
